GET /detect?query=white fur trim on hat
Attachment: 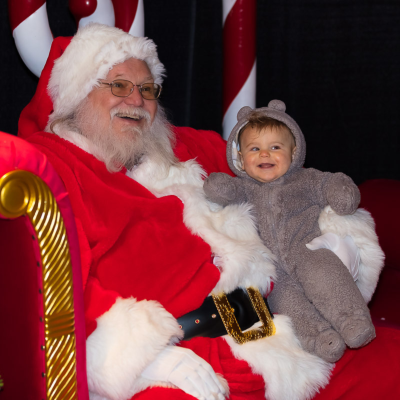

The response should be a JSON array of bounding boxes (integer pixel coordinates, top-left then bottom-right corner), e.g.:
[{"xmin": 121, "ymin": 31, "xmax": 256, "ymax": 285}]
[{"xmin": 47, "ymin": 23, "xmax": 165, "ymax": 126}]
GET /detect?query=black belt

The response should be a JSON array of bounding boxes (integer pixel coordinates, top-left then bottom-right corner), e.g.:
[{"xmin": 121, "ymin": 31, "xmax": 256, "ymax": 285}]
[{"xmin": 177, "ymin": 288, "xmax": 273, "ymax": 341}]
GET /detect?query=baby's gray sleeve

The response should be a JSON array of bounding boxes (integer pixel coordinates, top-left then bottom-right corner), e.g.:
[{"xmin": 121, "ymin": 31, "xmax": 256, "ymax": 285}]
[
  {"xmin": 324, "ymin": 172, "xmax": 360, "ymax": 215},
  {"xmin": 204, "ymin": 173, "xmax": 245, "ymax": 206}
]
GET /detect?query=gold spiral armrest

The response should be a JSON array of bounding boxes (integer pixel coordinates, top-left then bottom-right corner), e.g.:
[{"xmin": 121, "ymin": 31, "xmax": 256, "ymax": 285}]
[{"xmin": 0, "ymin": 170, "xmax": 77, "ymax": 400}]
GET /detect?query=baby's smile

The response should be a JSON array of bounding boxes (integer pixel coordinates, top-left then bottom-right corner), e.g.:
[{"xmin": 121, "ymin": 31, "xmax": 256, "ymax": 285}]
[{"xmin": 258, "ymin": 163, "xmax": 275, "ymax": 169}]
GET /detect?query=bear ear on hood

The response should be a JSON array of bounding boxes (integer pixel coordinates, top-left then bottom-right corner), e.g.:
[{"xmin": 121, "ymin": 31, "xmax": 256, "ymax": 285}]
[
  {"xmin": 237, "ymin": 101, "xmax": 287, "ymax": 122},
  {"xmin": 237, "ymin": 106, "xmax": 253, "ymax": 121},
  {"xmin": 268, "ymin": 99, "xmax": 286, "ymax": 112}
]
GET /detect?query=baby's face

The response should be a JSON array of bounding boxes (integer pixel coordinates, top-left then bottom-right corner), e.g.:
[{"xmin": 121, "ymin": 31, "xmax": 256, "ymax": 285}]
[{"xmin": 239, "ymin": 126, "xmax": 296, "ymax": 183}]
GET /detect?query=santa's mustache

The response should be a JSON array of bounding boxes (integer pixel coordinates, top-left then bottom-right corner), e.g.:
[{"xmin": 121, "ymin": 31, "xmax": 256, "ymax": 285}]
[{"xmin": 110, "ymin": 107, "xmax": 151, "ymax": 123}]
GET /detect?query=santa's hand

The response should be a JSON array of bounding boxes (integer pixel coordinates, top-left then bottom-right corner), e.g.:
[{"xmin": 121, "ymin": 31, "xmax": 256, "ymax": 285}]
[
  {"xmin": 306, "ymin": 232, "xmax": 360, "ymax": 280},
  {"xmin": 141, "ymin": 345, "xmax": 226, "ymax": 400}
]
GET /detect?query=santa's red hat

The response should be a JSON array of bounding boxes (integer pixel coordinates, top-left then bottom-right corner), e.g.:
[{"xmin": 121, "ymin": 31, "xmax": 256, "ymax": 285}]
[{"xmin": 19, "ymin": 23, "xmax": 165, "ymax": 139}]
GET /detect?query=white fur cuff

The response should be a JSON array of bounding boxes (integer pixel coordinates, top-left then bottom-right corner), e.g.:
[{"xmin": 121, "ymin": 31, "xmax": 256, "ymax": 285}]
[{"xmin": 87, "ymin": 297, "xmax": 182, "ymax": 400}]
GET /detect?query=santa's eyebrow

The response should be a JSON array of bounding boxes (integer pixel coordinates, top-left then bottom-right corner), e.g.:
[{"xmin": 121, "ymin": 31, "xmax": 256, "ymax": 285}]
[{"xmin": 113, "ymin": 74, "xmax": 154, "ymax": 83}]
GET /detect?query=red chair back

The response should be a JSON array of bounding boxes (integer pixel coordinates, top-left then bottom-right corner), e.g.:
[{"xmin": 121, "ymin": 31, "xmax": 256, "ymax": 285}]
[{"xmin": 0, "ymin": 132, "xmax": 89, "ymax": 399}]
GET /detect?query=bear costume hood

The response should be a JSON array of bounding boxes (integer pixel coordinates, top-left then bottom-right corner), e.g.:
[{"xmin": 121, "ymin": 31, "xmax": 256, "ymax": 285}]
[{"xmin": 226, "ymin": 100, "xmax": 306, "ymax": 184}]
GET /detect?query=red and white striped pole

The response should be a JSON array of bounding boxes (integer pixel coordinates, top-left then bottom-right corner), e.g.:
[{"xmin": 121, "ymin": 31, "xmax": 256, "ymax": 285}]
[{"xmin": 222, "ymin": 0, "xmax": 257, "ymax": 139}]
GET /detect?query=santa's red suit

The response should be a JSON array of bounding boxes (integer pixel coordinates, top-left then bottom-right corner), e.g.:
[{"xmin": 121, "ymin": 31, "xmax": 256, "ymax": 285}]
[{"xmin": 18, "ymin": 25, "xmax": 400, "ymax": 400}]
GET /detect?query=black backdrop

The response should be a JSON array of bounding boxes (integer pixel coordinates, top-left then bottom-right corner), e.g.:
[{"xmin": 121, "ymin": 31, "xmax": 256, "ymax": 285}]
[{"xmin": 1, "ymin": 1, "xmax": 399, "ymax": 184}]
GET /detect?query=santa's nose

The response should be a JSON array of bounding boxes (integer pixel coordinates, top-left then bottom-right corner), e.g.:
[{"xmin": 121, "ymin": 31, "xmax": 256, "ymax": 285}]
[{"xmin": 124, "ymin": 86, "xmax": 144, "ymax": 107}]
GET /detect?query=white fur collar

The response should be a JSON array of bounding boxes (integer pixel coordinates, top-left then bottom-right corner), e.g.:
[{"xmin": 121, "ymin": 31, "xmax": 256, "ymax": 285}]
[{"xmin": 51, "ymin": 127, "xmax": 106, "ymax": 159}]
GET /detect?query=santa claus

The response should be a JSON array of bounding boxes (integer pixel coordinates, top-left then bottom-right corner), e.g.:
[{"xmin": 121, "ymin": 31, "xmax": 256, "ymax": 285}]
[{"xmin": 18, "ymin": 23, "xmax": 400, "ymax": 400}]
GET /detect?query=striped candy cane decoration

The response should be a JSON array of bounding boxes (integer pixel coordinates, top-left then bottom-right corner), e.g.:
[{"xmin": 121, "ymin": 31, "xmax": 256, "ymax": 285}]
[
  {"xmin": 8, "ymin": 0, "xmax": 143, "ymax": 78},
  {"xmin": 222, "ymin": 0, "xmax": 257, "ymax": 139},
  {"xmin": 112, "ymin": 0, "xmax": 144, "ymax": 36},
  {"xmin": 9, "ymin": 0, "xmax": 53, "ymax": 77},
  {"xmin": 70, "ymin": 0, "xmax": 115, "ymax": 29}
]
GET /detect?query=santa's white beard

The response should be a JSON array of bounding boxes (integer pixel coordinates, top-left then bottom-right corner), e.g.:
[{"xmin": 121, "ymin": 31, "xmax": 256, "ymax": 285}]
[{"xmin": 72, "ymin": 100, "xmax": 177, "ymax": 173}]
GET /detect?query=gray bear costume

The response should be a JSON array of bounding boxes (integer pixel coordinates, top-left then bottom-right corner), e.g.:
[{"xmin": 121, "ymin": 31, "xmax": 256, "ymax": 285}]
[{"xmin": 204, "ymin": 100, "xmax": 376, "ymax": 362}]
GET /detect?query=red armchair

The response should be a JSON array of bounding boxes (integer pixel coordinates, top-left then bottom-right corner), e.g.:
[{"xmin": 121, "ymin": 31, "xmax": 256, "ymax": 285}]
[{"xmin": 0, "ymin": 131, "xmax": 89, "ymax": 399}]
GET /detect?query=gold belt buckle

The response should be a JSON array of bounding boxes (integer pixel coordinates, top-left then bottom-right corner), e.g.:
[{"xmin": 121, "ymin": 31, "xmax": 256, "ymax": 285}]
[{"xmin": 212, "ymin": 287, "xmax": 276, "ymax": 344}]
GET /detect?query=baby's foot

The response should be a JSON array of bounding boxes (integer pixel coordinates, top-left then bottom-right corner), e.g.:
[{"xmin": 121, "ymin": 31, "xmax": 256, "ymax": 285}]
[
  {"xmin": 301, "ymin": 329, "xmax": 346, "ymax": 363},
  {"xmin": 314, "ymin": 329, "xmax": 346, "ymax": 362},
  {"xmin": 337, "ymin": 314, "xmax": 376, "ymax": 348}
]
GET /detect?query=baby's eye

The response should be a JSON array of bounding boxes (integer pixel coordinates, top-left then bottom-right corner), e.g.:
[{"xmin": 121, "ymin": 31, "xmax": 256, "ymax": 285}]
[
  {"xmin": 271, "ymin": 145, "xmax": 281, "ymax": 150},
  {"xmin": 250, "ymin": 147, "xmax": 259, "ymax": 151}
]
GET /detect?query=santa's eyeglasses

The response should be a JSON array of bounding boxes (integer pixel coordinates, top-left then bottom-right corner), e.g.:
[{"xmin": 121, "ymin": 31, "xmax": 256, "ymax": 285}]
[{"xmin": 98, "ymin": 79, "xmax": 162, "ymax": 100}]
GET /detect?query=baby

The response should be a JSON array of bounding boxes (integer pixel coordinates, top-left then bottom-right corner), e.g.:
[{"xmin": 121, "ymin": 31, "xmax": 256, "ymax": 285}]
[{"xmin": 204, "ymin": 100, "xmax": 375, "ymax": 362}]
